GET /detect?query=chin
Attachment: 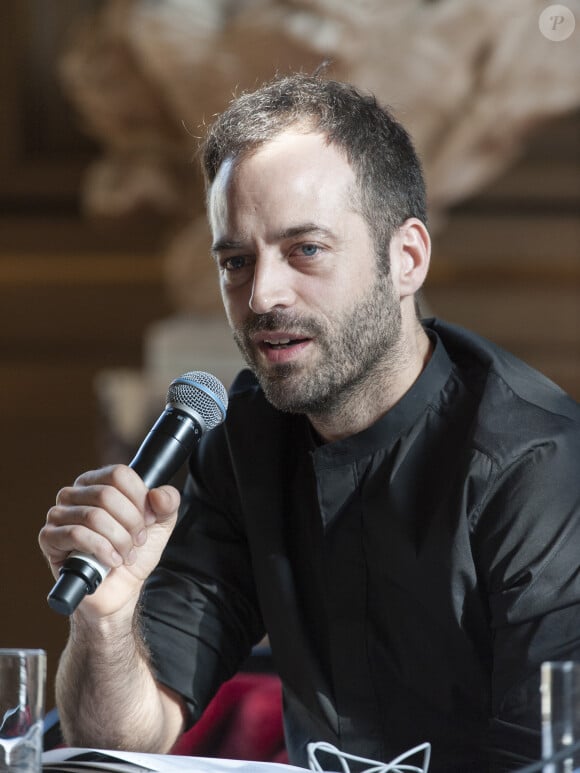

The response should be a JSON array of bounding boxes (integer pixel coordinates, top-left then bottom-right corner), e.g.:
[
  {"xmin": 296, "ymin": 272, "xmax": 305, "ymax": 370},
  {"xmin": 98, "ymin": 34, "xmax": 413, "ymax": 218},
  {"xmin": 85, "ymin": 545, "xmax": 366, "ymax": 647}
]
[{"xmin": 258, "ymin": 373, "xmax": 305, "ymax": 412}]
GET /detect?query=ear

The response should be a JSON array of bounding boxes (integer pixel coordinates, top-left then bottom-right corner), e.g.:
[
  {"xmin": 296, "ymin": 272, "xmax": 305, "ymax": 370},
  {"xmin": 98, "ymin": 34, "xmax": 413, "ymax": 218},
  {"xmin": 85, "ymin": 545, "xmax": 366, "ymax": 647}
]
[{"xmin": 390, "ymin": 218, "xmax": 431, "ymax": 299}]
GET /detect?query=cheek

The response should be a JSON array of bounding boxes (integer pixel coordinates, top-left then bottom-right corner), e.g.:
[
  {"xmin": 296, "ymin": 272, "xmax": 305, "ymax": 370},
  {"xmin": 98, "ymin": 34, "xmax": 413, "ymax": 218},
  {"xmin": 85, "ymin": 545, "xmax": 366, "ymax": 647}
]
[{"xmin": 220, "ymin": 285, "xmax": 248, "ymax": 328}]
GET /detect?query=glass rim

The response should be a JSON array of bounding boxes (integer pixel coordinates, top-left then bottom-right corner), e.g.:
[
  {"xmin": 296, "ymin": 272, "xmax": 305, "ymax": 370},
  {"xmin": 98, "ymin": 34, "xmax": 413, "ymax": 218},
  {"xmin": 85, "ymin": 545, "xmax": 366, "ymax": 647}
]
[
  {"xmin": 542, "ymin": 660, "xmax": 580, "ymax": 668},
  {"xmin": 0, "ymin": 648, "xmax": 46, "ymax": 657}
]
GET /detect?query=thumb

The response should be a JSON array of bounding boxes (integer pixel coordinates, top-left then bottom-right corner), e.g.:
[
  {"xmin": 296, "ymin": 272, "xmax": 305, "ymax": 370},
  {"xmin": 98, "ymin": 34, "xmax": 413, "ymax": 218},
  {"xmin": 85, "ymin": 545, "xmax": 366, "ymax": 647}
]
[{"xmin": 146, "ymin": 485, "xmax": 180, "ymax": 524}]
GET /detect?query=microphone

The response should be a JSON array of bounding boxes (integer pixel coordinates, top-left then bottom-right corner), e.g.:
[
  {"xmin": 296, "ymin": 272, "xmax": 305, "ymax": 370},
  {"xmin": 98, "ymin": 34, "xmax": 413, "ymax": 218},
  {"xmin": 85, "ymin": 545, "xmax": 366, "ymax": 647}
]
[{"xmin": 47, "ymin": 370, "xmax": 228, "ymax": 616}]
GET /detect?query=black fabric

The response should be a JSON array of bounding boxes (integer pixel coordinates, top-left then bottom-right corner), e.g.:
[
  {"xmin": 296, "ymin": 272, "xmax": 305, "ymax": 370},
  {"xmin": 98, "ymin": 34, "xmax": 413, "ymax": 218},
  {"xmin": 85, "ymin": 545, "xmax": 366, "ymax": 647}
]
[{"xmin": 140, "ymin": 318, "xmax": 580, "ymax": 773}]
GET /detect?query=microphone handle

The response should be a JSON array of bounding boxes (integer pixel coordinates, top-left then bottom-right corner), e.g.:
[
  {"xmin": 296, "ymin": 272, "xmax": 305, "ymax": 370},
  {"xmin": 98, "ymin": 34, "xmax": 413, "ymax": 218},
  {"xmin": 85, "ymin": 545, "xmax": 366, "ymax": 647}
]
[
  {"xmin": 47, "ymin": 408, "xmax": 202, "ymax": 616},
  {"xmin": 130, "ymin": 407, "xmax": 203, "ymax": 489}
]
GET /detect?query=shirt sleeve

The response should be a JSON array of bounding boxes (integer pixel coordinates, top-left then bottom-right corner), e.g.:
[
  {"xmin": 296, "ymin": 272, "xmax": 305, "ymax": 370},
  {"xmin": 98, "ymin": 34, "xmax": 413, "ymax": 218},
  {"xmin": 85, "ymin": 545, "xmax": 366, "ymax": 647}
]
[
  {"xmin": 140, "ymin": 428, "xmax": 266, "ymax": 727},
  {"xmin": 473, "ymin": 427, "xmax": 580, "ymax": 770}
]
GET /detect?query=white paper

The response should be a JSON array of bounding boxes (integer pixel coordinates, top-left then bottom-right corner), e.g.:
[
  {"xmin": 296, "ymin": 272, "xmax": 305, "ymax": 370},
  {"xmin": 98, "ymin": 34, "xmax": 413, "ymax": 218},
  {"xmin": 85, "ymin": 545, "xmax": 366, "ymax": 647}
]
[{"xmin": 42, "ymin": 748, "xmax": 309, "ymax": 773}]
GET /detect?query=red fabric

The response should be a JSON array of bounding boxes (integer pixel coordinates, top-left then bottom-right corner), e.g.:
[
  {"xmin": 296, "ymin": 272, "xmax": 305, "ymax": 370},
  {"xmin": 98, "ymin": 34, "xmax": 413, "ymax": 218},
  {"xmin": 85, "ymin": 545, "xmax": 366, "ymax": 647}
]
[{"xmin": 171, "ymin": 673, "xmax": 288, "ymax": 764}]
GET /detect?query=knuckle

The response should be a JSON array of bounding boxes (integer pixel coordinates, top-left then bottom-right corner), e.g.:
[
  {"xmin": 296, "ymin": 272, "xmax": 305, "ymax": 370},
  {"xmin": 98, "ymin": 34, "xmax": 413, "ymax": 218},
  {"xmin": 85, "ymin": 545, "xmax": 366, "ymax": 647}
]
[
  {"xmin": 73, "ymin": 470, "xmax": 91, "ymax": 486},
  {"xmin": 55, "ymin": 486, "xmax": 73, "ymax": 504},
  {"xmin": 66, "ymin": 524, "xmax": 105, "ymax": 561},
  {"xmin": 97, "ymin": 484, "xmax": 121, "ymax": 513},
  {"xmin": 38, "ymin": 525, "xmax": 63, "ymax": 557},
  {"xmin": 96, "ymin": 487, "xmax": 133, "ymax": 530},
  {"xmin": 80, "ymin": 506, "xmax": 102, "ymax": 531},
  {"xmin": 67, "ymin": 523, "xmax": 87, "ymax": 548},
  {"xmin": 46, "ymin": 504, "xmax": 68, "ymax": 526},
  {"xmin": 108, "ymin": 464, "xmax": 132, "ymax": 490},
  {"xmin": 74, "ymin": 464, "xmax": 115, "ymax": 487},
  {"xmin": 68, "ymin": 523, "xmax": 106, "ymax": 554},
  {"xmin": 37, "ymin": 523, "xmax": 49, "ymax": 548}
]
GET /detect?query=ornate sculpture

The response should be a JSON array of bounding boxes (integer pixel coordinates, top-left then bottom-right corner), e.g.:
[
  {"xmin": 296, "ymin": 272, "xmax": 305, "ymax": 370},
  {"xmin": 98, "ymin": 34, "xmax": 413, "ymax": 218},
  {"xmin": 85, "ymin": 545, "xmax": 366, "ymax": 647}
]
[{"xmin": 59, "ymin": 0, "xmax": 580, "ymax": 312}]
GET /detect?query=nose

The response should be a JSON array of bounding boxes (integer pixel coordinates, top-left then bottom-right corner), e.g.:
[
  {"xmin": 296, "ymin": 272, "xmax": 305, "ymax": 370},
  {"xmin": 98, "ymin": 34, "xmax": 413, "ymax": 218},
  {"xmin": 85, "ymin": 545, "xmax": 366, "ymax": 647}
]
[{"xmin": 249, "ymin": 255, "xmax": 295, "ymax": 314}]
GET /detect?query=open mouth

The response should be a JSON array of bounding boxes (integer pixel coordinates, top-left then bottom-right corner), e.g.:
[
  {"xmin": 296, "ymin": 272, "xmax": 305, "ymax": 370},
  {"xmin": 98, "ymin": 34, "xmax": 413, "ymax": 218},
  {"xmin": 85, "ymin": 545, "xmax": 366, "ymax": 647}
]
[{"xmin": 263, "ymin": 337, "xmax": 309, "ymax": 349}]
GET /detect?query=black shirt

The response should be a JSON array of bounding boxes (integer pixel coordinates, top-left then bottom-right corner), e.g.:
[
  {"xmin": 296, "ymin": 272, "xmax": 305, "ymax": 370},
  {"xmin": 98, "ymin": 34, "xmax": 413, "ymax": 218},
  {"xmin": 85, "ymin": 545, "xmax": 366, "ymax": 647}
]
[{"xmin": 141, "ymin": 318, "xmax": 580, "ymax": 773}]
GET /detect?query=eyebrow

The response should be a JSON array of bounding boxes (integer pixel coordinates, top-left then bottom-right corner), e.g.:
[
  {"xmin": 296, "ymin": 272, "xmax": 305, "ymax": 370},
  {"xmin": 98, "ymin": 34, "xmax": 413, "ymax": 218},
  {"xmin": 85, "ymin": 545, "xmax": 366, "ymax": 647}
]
[
  {"xmin": 211, "ymin": 237, "xmax": 247, "ymax": 256},
  {"xmin": 279, "ymin": 224, "xmax": 335, "ymax": 241},
  {"xmin": 211, "ymin": 223, "xmax": 335, "ymax": 257}
]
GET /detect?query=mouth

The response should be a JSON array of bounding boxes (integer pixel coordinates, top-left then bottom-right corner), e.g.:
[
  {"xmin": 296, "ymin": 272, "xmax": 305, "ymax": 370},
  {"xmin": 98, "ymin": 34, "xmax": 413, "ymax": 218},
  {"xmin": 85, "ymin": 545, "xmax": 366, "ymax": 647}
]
[
  {"xmin": 253, "ymin": 332, "xmax": 312, "ymax": 363},
  {"xmin": 262, "ymin": 336, "xmax": 310, "ymax": 349}
]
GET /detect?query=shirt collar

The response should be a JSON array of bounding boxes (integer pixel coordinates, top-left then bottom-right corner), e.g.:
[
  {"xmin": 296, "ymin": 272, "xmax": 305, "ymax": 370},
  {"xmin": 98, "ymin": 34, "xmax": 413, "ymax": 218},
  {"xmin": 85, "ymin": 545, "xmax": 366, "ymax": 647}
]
[{"xmin": 310, "ymin": 323, "xmax": 453, "ymax": 465}]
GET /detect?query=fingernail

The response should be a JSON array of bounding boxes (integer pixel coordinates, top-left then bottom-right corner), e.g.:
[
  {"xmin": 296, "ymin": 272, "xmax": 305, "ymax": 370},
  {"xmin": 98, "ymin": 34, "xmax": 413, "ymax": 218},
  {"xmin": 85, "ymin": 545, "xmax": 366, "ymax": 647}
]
[
  {"xmin": 134, "ymin": 528, "xmax": 147, "ymax": 546},
  {"xmin": 144, "ymin": 514, "xmax": 156, "ymax": 526}
]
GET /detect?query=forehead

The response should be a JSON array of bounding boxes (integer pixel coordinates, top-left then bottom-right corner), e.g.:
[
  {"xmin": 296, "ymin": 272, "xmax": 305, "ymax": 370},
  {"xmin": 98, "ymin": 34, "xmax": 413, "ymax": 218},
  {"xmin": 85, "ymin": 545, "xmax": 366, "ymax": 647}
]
[
  {"xmin": 208, "ymin": 130, "xmax": 357, "ymax": 230},
  {"xmin": 225, "ymin": 131, "xmax": 352, "ymax": 183}
]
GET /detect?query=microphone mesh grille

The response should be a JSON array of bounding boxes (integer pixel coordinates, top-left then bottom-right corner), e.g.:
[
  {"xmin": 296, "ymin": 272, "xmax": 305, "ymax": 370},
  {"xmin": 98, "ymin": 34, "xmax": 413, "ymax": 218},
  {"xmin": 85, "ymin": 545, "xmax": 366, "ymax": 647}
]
[{"xmin": 167, "ymin": 371, "xmax": 228, "ymax": 431}]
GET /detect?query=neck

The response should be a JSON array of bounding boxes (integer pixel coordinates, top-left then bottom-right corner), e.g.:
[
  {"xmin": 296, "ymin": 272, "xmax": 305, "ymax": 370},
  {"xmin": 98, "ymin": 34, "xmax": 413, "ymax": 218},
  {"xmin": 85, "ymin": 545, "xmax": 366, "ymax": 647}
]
[{"xmin": 308, "ymin": 321, "xmax": 432, "ymax": 443}]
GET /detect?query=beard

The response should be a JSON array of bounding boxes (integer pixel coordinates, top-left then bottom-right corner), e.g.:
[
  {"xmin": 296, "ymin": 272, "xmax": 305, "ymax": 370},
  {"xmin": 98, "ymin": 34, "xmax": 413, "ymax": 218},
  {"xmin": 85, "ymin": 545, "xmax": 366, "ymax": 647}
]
[{"xmin": 231, "ymin": 268, "xmax": 404, "ymax": 417}]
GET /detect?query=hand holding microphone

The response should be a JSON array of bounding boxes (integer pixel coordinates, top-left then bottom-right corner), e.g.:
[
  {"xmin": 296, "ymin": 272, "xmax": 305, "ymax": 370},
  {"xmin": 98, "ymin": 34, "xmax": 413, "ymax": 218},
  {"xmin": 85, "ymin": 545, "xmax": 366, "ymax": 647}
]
[{"xmin": 40, "ymin": 371, "xmax": 228, "ymax": 616}]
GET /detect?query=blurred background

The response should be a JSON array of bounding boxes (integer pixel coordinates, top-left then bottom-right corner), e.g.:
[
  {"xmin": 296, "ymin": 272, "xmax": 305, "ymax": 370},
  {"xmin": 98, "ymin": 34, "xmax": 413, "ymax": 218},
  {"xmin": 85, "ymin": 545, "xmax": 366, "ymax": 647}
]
[{"xmin": 1, "ymin": 0, "xmax": 578, "ymax": 709}]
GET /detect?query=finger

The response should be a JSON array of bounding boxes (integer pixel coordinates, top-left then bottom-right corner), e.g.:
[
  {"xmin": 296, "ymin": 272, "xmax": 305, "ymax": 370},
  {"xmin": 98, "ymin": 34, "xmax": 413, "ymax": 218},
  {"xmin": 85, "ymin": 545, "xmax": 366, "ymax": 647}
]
[
  {"xmin": 145, "ymin": 486, "xmax": 181, "ymax": 526},
  {"xmin": 39, "ymin": 518, "xmax": 125, "ymax": 573},
  {"xmin": 74, "ymin": 465, "xmax": 149, "ymax": 513},
  {"xmin": 49, "ymin": 495, "xmax": 143, "ymax": 558},
  {"xmin": 56, "ymin": 479, "xmax": 148, "ymax": 546}
]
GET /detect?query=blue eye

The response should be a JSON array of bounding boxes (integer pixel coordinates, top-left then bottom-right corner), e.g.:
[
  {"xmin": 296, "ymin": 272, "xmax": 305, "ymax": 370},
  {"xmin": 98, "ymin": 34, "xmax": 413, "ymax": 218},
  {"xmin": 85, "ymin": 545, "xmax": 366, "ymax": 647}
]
[{"xmin": 300, "ymin": 244, "xmax": 319, "ymax": 257}]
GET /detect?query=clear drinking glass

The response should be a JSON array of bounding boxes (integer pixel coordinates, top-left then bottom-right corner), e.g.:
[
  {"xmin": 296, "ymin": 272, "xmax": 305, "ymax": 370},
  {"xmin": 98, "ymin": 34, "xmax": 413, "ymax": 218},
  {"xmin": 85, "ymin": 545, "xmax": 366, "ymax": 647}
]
[
  {"xmin": 542, "ymin": 661, "xmax": 580, "ymax": 773},
  {"xmin": 0, "ymin": 649, "xmax": 46, "ymax": 773}
]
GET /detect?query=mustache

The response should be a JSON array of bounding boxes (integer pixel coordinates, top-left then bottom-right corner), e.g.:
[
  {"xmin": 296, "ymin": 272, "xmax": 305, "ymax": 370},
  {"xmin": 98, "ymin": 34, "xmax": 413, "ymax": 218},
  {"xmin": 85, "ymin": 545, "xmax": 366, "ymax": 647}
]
[{"xmin": 241, "ymin": 310, "xmax": 323, "ymax": 337}]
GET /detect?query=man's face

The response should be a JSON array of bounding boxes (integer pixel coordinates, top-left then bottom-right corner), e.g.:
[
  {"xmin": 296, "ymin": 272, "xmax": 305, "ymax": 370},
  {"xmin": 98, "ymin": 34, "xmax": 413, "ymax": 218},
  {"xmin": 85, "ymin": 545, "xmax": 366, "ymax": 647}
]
[{"xmin": 208, "ymin": 129, "xmax": 402, "ymax": 416}]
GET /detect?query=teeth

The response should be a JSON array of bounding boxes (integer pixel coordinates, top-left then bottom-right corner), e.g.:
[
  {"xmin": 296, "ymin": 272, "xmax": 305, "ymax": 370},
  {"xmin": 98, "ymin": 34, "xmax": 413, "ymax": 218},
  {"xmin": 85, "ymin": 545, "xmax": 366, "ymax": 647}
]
[{"xmin": 265, "ymin": 338, "xmax": 291, "ymax": 345}]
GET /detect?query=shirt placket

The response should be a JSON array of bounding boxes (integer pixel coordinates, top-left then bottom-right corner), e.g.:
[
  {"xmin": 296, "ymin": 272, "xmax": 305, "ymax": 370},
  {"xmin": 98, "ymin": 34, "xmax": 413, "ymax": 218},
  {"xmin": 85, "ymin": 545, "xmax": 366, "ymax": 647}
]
[{"xmin": 315, "ymin": 456, "xmax": 385, "ymax": 759}]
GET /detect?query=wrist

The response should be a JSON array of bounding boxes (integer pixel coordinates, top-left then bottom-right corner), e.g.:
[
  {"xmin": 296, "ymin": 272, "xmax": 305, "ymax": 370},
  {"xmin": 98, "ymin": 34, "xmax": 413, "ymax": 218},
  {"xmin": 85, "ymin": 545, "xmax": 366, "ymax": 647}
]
[{"xmin": 70, "ymin": 598, "xmax": 139, "ymax": 644}]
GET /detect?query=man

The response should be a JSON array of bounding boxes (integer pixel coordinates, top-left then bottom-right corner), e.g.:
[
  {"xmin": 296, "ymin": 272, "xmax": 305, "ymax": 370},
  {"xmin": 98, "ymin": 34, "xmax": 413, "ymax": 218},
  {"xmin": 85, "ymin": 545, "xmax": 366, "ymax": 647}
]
[{"xmin": 39, "ymin": 74, "xmax": 580, "ymax": 772}]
